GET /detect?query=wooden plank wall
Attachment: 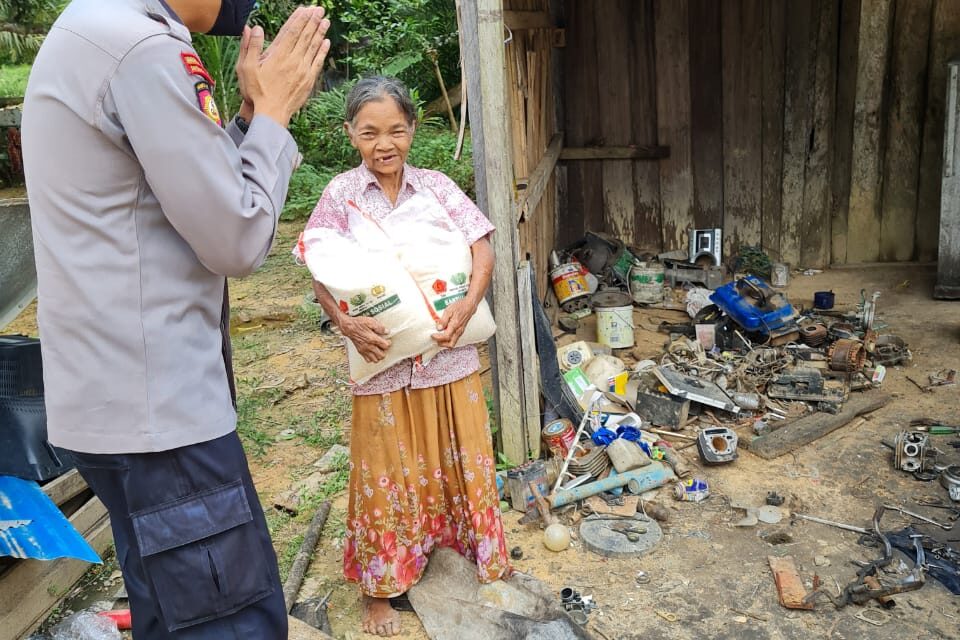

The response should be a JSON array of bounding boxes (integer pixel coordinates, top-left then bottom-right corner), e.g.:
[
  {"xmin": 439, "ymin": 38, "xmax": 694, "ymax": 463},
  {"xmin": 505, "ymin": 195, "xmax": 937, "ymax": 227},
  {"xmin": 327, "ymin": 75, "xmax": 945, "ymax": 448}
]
[
  {"xmin": 505, "ymin": 0, "xmax": 558, "ymax": 293},
  {"xmin": 556, "ymin": 0, "xmax": 960, "ymax": 266}
]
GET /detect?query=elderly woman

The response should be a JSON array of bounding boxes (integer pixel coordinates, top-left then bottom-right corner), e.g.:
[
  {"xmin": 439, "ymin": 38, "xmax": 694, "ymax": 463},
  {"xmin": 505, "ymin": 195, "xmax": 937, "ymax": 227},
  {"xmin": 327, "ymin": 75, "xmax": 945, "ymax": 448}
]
[{"xmin": 302, "ymin": 76, "xmax": 511, "ymax": 637}]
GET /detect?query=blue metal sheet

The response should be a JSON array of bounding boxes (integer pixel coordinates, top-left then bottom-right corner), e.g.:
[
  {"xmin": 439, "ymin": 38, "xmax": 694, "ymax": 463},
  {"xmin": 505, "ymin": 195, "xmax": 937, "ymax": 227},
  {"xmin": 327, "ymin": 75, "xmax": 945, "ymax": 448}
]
[{"xmin": 0, "ymin": 475, "xmax": 102, "ymax": 563}]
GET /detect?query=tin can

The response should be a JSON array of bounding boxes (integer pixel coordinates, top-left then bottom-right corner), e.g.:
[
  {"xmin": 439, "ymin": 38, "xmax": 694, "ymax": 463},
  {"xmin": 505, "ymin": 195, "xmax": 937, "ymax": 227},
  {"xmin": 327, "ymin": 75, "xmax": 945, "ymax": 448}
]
[
  {"xmin": 593, "ymin": 290, "xmax": 635, "ymax": 349},
  {"xmin": 506, "ymin": 460, "xmax": 548, "ymax": 513},
  {"xmin": 771, "ymin": 262, "xmax": 789, "ymax": 288},
  {"xmin": 542, "ymin": 418, "xmax": 576, "ymax": 458},
  {"xmin": 673, "ymin": 477, "xmax": 710, "ymax": 503},
  {"xmin": 550, "ymin": 262, "xmax": 591, "ymax": 308},
  {"xmin": 628, "ymin": 261, "xmax": 665, "ymax": 304}
]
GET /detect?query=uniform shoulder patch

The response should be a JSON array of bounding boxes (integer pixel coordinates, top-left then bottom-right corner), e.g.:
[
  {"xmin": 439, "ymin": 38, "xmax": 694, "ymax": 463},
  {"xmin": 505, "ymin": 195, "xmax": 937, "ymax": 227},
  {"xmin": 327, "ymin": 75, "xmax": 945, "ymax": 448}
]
[
  {"xmin": 181, "ymin": 51, "xmax": 214, "ymax": 85},
  {"xmin": 194, "ymin": 81, "xmax": 222, "ymax": 128}
]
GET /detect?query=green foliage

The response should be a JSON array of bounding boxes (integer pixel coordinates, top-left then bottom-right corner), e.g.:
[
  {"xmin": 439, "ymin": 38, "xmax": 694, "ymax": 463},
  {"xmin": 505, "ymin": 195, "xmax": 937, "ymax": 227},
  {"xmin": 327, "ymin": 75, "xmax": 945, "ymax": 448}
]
[
  {"xmin": 0, "ymin": 0, "xmax": 66, "ymax": 63},
  {"xmin": 0, "ymin": 64, "xmax": 29, "ymax": 97},
  {"xmin": 409, "ymin": 123, "xmax": 474, "ymax": 199},
  {"xmin": 192, "ymin": 35, "xmax": 241, "ymax": 121}
]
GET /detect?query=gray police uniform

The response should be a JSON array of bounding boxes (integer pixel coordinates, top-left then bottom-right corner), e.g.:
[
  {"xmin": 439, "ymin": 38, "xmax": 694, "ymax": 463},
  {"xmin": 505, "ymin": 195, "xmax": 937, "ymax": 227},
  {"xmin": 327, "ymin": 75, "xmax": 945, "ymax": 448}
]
[{"xmin": 22, "ymin": 0, "xmax": 294, "ymax": 636}]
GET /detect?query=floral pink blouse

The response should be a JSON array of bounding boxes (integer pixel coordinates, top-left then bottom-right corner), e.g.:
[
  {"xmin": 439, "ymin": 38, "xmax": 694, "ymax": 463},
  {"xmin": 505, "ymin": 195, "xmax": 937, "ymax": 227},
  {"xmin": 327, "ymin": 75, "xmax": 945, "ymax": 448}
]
[{"xmin": 304, "ymin": 163, "xmax": 495, "ymax": 396}]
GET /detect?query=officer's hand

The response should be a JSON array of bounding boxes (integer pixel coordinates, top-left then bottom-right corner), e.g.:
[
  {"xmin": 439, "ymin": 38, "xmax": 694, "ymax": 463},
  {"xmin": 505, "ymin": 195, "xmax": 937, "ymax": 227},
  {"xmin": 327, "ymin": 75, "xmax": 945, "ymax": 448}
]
[
  {"xmin": 338, "ymin": 315, "xmax": 391, "ymax": 363},
  {"xmin": 238, "ymin": 7, "xmax": 331, "ymax": 128}
]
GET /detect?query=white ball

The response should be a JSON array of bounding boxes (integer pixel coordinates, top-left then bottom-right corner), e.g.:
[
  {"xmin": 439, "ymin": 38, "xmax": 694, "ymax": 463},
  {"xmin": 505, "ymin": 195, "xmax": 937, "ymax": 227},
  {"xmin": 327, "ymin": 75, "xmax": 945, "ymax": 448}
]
[{"xmin": 543, "ymin": 523, "xmax": 571, "ymax": 552}]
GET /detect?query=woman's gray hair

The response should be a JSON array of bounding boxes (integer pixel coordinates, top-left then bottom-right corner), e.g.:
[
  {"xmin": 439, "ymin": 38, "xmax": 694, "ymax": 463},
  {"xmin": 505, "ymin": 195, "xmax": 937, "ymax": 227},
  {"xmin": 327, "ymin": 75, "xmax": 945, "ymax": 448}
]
[{"xmin": 345, "ymin": 76, "xmax": 417, "ymax": 126}]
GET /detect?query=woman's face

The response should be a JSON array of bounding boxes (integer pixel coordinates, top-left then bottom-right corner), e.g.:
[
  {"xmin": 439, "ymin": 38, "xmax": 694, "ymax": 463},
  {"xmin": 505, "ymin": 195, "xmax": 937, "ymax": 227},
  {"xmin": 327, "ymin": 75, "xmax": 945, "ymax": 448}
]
[{"xmin": 346, "ymin": 97, "xmax": 415, "ymax": 182}]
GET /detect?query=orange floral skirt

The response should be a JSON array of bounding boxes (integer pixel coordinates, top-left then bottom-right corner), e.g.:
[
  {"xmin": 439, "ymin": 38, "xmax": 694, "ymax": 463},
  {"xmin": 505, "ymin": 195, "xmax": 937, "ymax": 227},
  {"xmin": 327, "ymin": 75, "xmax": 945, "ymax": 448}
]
[{"xmin": 343, "ymin": 372, "xmax": 512, "ymax": 597}]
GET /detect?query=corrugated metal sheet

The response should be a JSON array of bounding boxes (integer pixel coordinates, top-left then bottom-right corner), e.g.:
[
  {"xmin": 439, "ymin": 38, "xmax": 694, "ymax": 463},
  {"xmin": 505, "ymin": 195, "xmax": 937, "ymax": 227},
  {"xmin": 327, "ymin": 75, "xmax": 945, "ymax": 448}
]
[{"xmin": 0, "ymin": 474, "xmax": 101, "ymax": 563}]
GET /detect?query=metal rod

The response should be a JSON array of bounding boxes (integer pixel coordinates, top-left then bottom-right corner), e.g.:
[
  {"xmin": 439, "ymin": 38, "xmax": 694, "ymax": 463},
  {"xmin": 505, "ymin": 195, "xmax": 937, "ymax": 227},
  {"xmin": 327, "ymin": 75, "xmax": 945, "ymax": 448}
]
[
  {"xmin": 883, "ymin": 504, "xmax": 954, "ymax": 531},
  {"xmin": 550, "ymin": 394, "xmax": 601, "ymax": 495},
  {"xmin": 792, "ymin": 512, "xmax": 871, "ymax": 535}
]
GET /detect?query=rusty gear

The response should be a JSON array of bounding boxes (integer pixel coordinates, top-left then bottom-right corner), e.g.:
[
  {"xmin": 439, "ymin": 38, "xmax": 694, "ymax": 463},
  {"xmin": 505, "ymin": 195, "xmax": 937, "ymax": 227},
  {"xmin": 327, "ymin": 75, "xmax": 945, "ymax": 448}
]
[
  {"xmin": 828, "ymin": 339, "xmax": 866, "ymax": 372},
  {"xmin": 801, "ymin": 324, "xmax": 828, "ymax": 347}
]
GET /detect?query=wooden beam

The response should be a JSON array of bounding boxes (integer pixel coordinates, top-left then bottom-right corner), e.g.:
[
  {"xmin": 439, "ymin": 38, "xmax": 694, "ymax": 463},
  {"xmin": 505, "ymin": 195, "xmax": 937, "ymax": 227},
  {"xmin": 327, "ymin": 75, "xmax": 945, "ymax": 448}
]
[
  {"xmin": 516, "ymin": 262, "xmax": 540, "ymax": 459},
  {"xmin": 516, "ymin": 132, "xmax": 563, "ymax": 223},
  {"xmin": 503, "ymin": 10, "xmax": 551, "ymax": 31},
  {"xmin": 747, "ymin": 393, "xmax": 890, "ymax": 459},
  {"xmin": 830, "ymin": 0, "xmax": 861, "ymax": 264},
  {"xmin": 463, "ymin": 0, "xmax": 528, "ymax": 464},
  {"xmin": 559, "ymin": 145, "xmax": 670, "ymax": 161},
  {"xmin": 41, "ymin": 469, "xmax": 88, "ymax": 507},
  {"xmin": 846, "ymin": 0, "xmax": 894, "ymax": 263}
]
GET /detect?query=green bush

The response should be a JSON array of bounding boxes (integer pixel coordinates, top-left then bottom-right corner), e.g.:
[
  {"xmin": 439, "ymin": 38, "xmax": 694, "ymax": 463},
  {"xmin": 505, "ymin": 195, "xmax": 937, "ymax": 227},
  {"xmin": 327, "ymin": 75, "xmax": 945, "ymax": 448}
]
[{"xmin": 0, "ymin": 64, "xmax": 30, "ymax": 97}]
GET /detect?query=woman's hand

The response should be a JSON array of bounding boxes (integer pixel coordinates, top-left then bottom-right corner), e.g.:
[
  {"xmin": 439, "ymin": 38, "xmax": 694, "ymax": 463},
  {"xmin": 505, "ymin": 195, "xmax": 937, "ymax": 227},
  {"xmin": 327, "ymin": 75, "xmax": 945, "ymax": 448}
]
[
  {"xmin": 339, "ymin": 315, "xmax": 391, "ymax": 363},
  {"xmin": 432, "ymin": 298, "xmax": 478, "ymax": 349}
]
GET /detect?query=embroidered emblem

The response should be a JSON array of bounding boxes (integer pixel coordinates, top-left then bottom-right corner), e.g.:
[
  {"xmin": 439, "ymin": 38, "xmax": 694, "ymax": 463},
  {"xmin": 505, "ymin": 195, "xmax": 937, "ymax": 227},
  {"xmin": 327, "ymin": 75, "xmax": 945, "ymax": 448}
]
[
  {"xmin": 194, "ymin": 81, "xmax": 222, "ymax": 127},
  {"xmin": 180, "ymin": 51, "xmax": 214, "ymax": 85}
]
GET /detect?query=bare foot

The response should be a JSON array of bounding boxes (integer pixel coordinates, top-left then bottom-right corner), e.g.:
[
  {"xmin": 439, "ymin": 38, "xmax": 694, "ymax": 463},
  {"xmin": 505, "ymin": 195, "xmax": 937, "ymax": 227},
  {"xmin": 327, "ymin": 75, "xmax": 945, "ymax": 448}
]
[{"xmin": 361, "ymin": 594, "xmax": 401, "ymax": 637}]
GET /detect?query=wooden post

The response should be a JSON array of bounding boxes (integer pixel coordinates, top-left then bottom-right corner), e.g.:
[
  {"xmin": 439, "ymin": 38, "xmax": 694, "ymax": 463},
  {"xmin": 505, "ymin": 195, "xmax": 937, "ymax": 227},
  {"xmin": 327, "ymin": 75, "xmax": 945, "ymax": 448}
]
[
  {"xmin": 880, "ymin": 0, "xmax": 933, "ymax": 262},
  {"xmin": 916, "ymin": 0, "xmax": 960, "ymax": 263},
  {"xmin": 935, "ymin": 60, "xmax": 960, "ymax": 299},
  {"xmin": 461, "ymin": 0, "xmax": 528, "ymax": 464},
  {"xmin": 517, "ymin": 262, "xmax": 541, "ymax": 458},
  {"xmin": 846, "ymin": 0, "xmax": 893, "ymax": 263},
  {"xmin": 800, "ymin": 0, "xmax": 839, "ymax": 269},
  {"xmin": 655, "ymin": 0, "xmax": 694, "ymax": 254}
]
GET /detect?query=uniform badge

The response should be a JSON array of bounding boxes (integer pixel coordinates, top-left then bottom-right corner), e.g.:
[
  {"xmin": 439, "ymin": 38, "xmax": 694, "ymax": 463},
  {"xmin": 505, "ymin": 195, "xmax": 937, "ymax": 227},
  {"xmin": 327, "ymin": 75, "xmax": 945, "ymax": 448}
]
[
  {"xmin": 194, "ymin": 81, "xmax": 222, "ymax": 127},
  {"xmin": 180, "ymin": 52, "xmax": 214, "ymax": 85}
]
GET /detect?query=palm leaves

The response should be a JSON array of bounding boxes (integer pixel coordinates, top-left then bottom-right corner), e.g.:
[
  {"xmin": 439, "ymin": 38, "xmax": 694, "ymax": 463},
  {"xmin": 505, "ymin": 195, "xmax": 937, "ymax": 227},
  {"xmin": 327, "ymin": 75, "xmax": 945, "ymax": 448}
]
[{"xmin": 0, "ymin": 0, "xmax": 65, "ymax": 62}]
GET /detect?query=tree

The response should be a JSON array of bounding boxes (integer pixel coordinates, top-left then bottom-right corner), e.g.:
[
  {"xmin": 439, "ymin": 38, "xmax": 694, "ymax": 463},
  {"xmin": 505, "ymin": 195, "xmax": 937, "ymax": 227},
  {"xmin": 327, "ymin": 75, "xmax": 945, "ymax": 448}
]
[{"xmin": 0, "ymin": 0, "xmax": 65, "ymax": 63}]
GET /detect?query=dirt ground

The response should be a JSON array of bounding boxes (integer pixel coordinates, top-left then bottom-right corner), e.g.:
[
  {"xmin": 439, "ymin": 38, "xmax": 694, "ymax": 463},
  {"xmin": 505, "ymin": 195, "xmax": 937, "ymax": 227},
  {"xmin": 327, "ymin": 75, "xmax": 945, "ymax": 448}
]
[{"xmin": 7, "ymin": 221, "xmax": 960, "ymax": 639}]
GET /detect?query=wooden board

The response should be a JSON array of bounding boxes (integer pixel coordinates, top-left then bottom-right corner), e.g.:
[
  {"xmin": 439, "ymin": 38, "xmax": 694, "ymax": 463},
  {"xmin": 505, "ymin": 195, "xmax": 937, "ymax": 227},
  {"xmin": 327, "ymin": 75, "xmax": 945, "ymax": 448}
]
[
  {"xmin": 721, "ymin": 0, "xmax": 763, "ymax": 259},
  {"xmin": 761, "ymin": 0, "xmax": 786, "ymax": 260},
  {"xmin": 916, "ymin": 0, "xmax": 960, "ymax": 262},
  {"xmin": 0, "ymin": 497, "xmax": 111, "ymax": 639},
  {"xmin": 830, "ymin": 0, "xmax": 862, "ymax": 264},
  {"xmin": 517, "ymin": 132, "xmax": 563, "ymax": 223},
  {"xmin": 559, "ymin": 146, "xmax": 669, "ymax": 161},
  {"xmin": 747, "ymin": 393, "xmax": 890, "ymax": 459},
  {"xmin": 846, "ymin": 0, "xmax": 894, "ymax": 263},
  {"xmin": 560, "ymin": 0, "xmax": 602, "ymax": 248},
  {"xmin": 779, "ymin": 0, "xmax": 819, "ymax": 268},
  {"xmin": 628, "ymin": 0, "xmax": 662, "ymax": 251},
  {"xmin": 517, "ymin": 262, "xmax": 541, "ymax": 459},
  {"xmin": 800, "ymin": 0, "xmax": 839, "ymax": 269},
  {"xmin": 595, "ymin": 0, "xmax": 637, "ymax": 245},
  {"xmin": 41, "ymin": 469, "xmax": 88, "ymax": 507},
  {"xmin": 654, "ymin": 0, "xmax": 694, "ymax": 253},
  {"xmin": 688, "ymin": 0, "xmax": 724, "ymax": 229},
  {"xmin": 880, "ymin": 0, "xmax": 933, "ymax": 261},
  {"xmin": 463, "ymin": 0, "xmax": 527, "ymax": 464}
]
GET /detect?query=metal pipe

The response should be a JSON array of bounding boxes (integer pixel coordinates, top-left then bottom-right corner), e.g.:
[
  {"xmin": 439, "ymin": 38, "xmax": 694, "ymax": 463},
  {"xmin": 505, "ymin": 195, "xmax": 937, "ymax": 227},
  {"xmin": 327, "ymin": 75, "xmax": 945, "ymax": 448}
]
[
  {"xmin": 792, "ymin": 512, "xmax": 871, "ymax": 535},
  {"xmin": 549, "ymin": 462, "xmax": 675, "ymax": 508}
]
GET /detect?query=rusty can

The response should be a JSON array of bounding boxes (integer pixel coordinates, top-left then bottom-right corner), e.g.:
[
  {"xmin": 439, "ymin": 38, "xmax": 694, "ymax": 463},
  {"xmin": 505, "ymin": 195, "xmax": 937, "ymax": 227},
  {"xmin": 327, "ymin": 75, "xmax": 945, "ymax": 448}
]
[
  {"xmin": 550, "ymin": 262, "xmax": 591, "ymax": 309},
  {"xmin": 542, "ymin": 418, "xmax": 576, "ymax": 458}
]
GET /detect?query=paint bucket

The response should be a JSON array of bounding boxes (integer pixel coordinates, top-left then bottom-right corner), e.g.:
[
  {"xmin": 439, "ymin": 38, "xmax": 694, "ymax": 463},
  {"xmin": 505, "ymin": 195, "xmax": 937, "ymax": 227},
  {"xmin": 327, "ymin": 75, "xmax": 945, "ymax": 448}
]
[
  {"xmin": 813, "ymin": 290, "xmax": 835, "ymax": 310},
  {"xmin": 542, "ymin": 418, "xmax": 576, "ymax": 458},
  {"xmin": 611, "ymin": 245, "xmax": 639, "ymax": 283},
  {"xmin": 628, "ymin": 261, "xmax": 665, "ymax": 304},
  {"xmin": 550, "ymin": 262, "xmax": 591, "ymax": 309},
  {"xmin": 771, "ymin": 262, "xmax": 789, "ymax": 288},
  {"xmin": 593, "ymin": 290, "xmax": 635, "ymax": 349}
]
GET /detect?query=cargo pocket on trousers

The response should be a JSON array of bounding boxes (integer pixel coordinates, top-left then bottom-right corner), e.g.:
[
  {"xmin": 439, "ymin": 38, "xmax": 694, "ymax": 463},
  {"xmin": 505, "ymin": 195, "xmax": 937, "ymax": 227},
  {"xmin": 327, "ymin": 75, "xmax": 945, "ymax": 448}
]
[{"xmin": 131, "ymin": 479, "xmax": 274, "ymax": 631}]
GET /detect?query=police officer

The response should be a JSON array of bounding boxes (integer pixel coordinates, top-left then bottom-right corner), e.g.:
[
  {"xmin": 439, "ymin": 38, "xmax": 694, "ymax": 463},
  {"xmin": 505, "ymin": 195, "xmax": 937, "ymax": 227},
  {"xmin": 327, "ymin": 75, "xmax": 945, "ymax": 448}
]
[{"xmin": 22, "ymin": 1, "xmax": 330, "ymax": 637}]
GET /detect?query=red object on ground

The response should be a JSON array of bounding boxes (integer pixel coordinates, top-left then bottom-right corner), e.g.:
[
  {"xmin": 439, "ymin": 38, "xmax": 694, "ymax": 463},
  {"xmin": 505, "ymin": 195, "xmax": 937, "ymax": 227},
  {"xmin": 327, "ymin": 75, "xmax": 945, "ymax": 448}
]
[{"xmin": 97, "ymin": 609, "xmax": 132, "ymax": 630}]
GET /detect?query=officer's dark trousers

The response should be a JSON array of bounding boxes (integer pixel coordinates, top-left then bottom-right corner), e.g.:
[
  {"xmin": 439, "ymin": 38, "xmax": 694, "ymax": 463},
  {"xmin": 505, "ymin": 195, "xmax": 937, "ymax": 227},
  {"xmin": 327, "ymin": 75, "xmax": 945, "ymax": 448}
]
[{"xmin": 69, "ymin": 432, "xmax": 288, "ymax": 639}]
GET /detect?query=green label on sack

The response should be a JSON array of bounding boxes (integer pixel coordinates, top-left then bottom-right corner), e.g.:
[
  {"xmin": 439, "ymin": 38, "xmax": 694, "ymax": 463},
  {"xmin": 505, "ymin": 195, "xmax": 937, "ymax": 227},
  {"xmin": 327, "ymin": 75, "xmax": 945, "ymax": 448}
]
[
  {"xmin": 355, "ymin": 294, "xmax": 401, "ymax": 318},
  {"xmin": 433, "ymin": 292, "xmax": 467, "ymax": 311}
]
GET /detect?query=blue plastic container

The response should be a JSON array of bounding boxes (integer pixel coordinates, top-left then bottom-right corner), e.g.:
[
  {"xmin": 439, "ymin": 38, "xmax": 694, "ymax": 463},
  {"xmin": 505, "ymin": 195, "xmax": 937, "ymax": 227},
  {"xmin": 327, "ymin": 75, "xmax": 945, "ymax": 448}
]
[{"xmin": 710, "ymin": 276, "xmax": 795, "ymax": 332}]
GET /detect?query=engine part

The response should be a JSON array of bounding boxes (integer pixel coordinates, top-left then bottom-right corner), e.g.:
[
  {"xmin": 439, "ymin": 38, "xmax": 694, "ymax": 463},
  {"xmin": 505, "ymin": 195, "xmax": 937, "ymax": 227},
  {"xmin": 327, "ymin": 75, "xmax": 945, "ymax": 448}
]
[
  {"xmin": 828, "ymin": 322, "xmax": 858, "ymax": 341},
  {"xmin": 828, "ymin": 339, "xmax": 865, "ymax": 372},
  {"xmin": 689, "ymin": 228, "xmax": 722, "ymax": 266},
  {"xmin": 662, "ymin": 261, "xmax": 725, "ymax": 290},
  {"xmin": 894, "ymin": 431, "xmax": 929, "ymax": 473},
  {"xmin": 883, "ymin": 503, "xmax": 954, "ymax": 531},
  {"xmin": 803, "ymin": 506, "xmax": 925, "ymax": 608},
  {"xmin": 697, "ymin": 427, "xmax": 738, "ymax": 464},
  {"xmin": 941, "ymin": 465, "xmax": 960, "ymax": 502},
  {"xmin": 800, "ymin": 323, "xmax": 828, "ymax": 347},
  {"xmin": 857, "ymin": 290, "xmax": 881, "ymax": 331},
  {"xmin": 653, "ymin": 366, "xmax": 739, "ymax": 413},
  {"xmin": 766, "ymin": 368, "xmax": 846, "ymax": 405}
]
